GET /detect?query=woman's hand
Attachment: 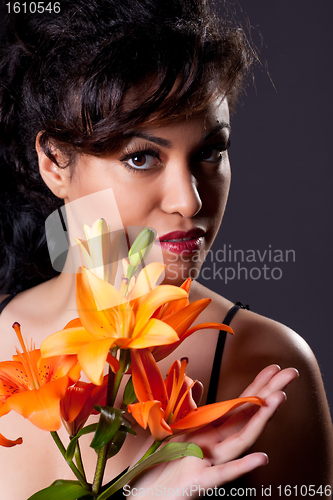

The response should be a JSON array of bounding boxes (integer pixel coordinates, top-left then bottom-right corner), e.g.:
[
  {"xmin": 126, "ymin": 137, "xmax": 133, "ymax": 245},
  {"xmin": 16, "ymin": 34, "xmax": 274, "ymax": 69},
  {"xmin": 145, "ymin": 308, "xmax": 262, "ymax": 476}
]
[{"xmin": 126, "ymin": 365, "xmax": 298, "ymax": 497}]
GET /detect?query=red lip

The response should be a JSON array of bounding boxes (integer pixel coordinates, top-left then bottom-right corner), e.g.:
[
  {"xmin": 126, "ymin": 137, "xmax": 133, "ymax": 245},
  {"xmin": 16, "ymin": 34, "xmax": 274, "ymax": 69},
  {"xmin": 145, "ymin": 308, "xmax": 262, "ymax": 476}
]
[
  {"xmin": 159, "ymin": 229, "xmax": 205, "ymax": 241},
  {"xmin": 157, "ymin": 229, "xmax": 205, "ymax": 254}
]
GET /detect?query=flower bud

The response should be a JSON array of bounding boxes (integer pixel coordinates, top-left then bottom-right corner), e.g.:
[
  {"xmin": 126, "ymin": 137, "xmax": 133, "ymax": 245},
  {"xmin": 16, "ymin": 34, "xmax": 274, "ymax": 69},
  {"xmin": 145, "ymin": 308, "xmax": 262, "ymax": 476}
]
[{"xmin": 128, "ymin": 228, "xmax": 155, "ymax": 268}]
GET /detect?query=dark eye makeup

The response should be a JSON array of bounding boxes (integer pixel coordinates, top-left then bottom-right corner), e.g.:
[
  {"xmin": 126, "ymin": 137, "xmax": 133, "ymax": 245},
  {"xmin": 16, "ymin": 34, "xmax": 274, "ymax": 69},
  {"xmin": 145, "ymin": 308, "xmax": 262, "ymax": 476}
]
[
  {"xmin": 197, "ymin": 139, "xmax": 231, "ymax": 162},
  {"xmin": 117, "ymin": 143, "xmax": 161, "ymax": 172},
  {"xmin": 117, "ymin": 137, "xmax": 230, "ymax": 173}
]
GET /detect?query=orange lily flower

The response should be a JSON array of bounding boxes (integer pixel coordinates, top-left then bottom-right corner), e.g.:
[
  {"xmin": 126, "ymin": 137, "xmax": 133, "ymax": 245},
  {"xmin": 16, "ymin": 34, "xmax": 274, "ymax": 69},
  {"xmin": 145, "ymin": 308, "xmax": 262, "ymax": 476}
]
[
  {"xmin": 150, "ymin": 278, "xmax": 233, "ymax": 362},
  {"xmin": 128, "ymin": 349, "xmax": 265, "ymax": 442},
  {"xmin": 0, "ymin": 323, "xmax": 80, "ymax": 432},
  {"xmin": 41, "ymin": 264, "xmax": 186, "ymax": 385},
  {"xmin": 61, "ymin": 375, "xmax": 108, "ymax": 437}
]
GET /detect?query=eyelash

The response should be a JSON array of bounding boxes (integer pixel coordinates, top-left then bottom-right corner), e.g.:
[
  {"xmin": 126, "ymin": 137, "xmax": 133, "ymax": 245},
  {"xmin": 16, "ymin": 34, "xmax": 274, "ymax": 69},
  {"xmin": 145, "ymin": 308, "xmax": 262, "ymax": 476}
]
[
  {"xmin": 197, "ymin": 139, "xmax": 231, "ymax": 162},
  {"xmin": 118, "ymin": 140, "xmax": 231, "ymax": 173},
  {"xmin": 118, "ymin": 144, "xmax": 160, "ymax": 173}
]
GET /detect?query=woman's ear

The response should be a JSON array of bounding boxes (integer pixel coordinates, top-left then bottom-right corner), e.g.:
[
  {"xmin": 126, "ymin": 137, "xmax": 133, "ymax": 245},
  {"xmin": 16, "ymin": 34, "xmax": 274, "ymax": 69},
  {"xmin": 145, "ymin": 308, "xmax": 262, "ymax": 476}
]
[{"xmin": 35, "ymin": 132, "xmax": 70, "ymax": 199}]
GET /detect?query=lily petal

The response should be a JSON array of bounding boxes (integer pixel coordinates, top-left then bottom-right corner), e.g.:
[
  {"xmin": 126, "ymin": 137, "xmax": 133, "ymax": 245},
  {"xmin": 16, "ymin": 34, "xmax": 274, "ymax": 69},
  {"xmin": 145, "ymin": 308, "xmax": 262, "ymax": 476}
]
[
  {"xmin": 76, "ymin": 238, "xmax": 94, "ymax": 271},
  {"xmin": 7, "ymin": 376, "xmax": 70, "ymax": 431},
  {"xmin": 131, "ymin": 349, "xmax": 167, "ymax": 403},
  {"xmin": 0, "ymin": 362, "xmax": 29, "ymax": 393},
  {"xmin": 39, "ymin": 355, "xmax": 78, "ymax": 380},
  {"xmin": 89, "ymin": 219, "xmax": 111, "ymax": 280},
  {"xmin": 153, "ymin": 277, "xmax": 191, "ymax": 319},
  {"xmin": 79, "ymin": 267, "xmax": 123, "ymax": 311},
  {"xmin": 78, "ymin": 338, "xmax": 116, "ymax": 385},
  {"xmin": 61, "ymin": 381, "xmax": 95, "ymax": 424},
  {"xmin": 130, "ymin": 319, "xmax": 179, "ymax": 349},
  {"xmin": 128, "ymin": 401, "xmax": 172, "ymax": 441},
  {"xmin": 133, "ymin": 285, "xmax": 187, "ymax": 335},
  {"xmin": 64, "ymin": 318, "xmax": 83, "ymax": 329},
  {"xmin": 41, "ymin": 327, "xmax": 98, "ymax": 358},
  {"xmin": 163, "ymin": 299, "xmax": 212, "ymax": 335},
  {"xmin": 61, "ymin": 375, "xmax": 109, "ymax": 435},
  {"xmin": 171, "ymin": 396, "xmax": 266, "ymax": 432},
  {"xmin": 76, "ymin": 268, "xmax": 119, "ymax": 334},
  {"xmin": 0, "ymin": 400, "xmax": 11, "ymax": 418},
  {"xmin": 0, "ymin": 433, "xmax": 23, "ymax": 447},
  {"xmin": 129, "ymin": 262, "xmax": 165, "ymax": 299},
  {"xmin": 152, "ymin": 322, "xmax": 233, "ymax": 362}
]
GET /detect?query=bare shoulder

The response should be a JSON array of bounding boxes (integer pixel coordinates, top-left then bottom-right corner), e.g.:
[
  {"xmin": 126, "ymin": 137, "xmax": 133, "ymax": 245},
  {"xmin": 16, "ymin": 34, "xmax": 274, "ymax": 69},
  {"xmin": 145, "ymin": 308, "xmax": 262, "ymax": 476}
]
[{"xmin": 227, "ymin": 308, "xmax": 316, "ymax": 371}]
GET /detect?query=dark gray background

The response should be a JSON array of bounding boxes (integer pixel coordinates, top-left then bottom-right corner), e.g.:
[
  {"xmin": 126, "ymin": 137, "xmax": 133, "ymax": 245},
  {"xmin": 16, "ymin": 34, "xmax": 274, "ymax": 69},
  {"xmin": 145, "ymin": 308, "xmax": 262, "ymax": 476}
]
[
  {"xmin": 0, "ymin": 1, "xmax": 332, "ymax": 415},
  {"xmin": 200, "ymin": 0, "xmax": 333, "ymax": 415}
]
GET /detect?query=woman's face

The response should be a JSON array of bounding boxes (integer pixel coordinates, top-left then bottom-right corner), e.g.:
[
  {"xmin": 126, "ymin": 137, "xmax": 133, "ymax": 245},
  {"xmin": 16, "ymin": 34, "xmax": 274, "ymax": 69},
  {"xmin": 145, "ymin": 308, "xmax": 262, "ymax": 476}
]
[{"xmin": 65, "ymin": 99, "xmax": 231, "ymax": 285}]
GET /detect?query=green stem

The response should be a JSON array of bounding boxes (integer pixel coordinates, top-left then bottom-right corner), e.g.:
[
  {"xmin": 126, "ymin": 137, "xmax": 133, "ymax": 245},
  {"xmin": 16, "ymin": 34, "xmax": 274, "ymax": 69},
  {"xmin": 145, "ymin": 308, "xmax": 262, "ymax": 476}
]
[
  {"xmin": 92, "ymin": 446, "xmax": 109, "ymax": 496},
  {"xmin": 75, "ymin": 440, "xmax": 87, "ymax": 482},
  {"xmin": 92, "ymin": 356, "xmax": 125, "ymax": 496},
  {"xmin": 111, "ymin": 351, "xmax": 128, "ymax": 405},
  {"xmin": 137, "ymin": 441, "xmax": 162, "ymax": 463},
  {"xmin": 50, "ymin": 431, "xmax": 90, "ymax": 489}
]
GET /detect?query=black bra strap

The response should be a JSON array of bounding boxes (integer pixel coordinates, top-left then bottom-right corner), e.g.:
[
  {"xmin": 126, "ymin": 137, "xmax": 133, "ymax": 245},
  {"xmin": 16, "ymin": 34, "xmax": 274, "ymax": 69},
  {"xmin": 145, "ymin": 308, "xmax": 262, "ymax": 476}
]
[
  {"xmin": 206, "ymin": 302, "xmax": 249, "ymax": 405},
  {"xmin": 0, "ymin": 293, "xmax": 16, "ymax": 315}
]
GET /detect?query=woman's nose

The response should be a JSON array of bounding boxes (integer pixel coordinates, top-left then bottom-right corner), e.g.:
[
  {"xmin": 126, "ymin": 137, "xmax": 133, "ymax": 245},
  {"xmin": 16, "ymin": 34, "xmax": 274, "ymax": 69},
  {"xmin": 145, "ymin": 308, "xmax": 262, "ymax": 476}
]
[{"xmin": 160, "ymin": 162, "xmax": 202, "ymax": 218}]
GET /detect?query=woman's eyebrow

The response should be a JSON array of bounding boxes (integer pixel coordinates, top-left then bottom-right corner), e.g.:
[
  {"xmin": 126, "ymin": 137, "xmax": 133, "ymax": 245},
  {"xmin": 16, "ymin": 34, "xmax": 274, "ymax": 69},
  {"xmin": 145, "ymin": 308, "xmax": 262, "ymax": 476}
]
[
  {"xmin": 122, "ymin": 131, "xmax": 172, "ymax": 148},
  {"xmin": 122, "ymin": 122, "xmax": 230, "ymax": 147},
  {"xmin": 202, "ymin": 122, "xmax": 231, "ymax": 142}
]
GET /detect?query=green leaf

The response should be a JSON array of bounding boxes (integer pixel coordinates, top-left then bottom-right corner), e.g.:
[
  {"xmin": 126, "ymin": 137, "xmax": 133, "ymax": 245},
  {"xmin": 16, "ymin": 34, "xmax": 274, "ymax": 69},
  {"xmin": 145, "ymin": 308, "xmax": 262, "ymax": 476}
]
[
  {"xmin": 51, "ymin": 480, "xmax": 81, "ymax": 486},
  {"xmin": 106, "ymin": 424, "xmax": 136, "ymax": 459},
  {"xmin": 122, "ymin": 376, "xmax": 137, "ymax": 406},
  {"xmin": 66, "ymin": 423, "xmax": 98, "ymax": 462},
  {"xmin": 90, "ymin": 406, "xmax": 125, "ymax": 451},
  {"xmin": 96, "ymin": 442, "xmax": 203, "ymax": 500},
  {"xmin": 27, "ymin": 481, "xmax": 93, "ymax": 500},
  {"xmin": 121, "ymin": 424, "xmax": 136, "ymax": 436}
]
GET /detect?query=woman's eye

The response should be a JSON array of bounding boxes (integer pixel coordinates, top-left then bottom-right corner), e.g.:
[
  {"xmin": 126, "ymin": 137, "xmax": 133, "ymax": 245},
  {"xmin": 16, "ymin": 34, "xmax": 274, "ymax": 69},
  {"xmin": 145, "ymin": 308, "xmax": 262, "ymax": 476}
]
[
  {"xmin": 200, "ymin": 148, "xmax": 222, "ymax": 162},
  {"xmin": 123, "ymin": 153, "xmax": 160, "ymax": 171},
  {"xmin": 199, "ymin": 141, "xmax": 230, "ymax": 162},
  {"xmin": 128, "ymin": 154, "xmax": 149, "ymax": 168}
]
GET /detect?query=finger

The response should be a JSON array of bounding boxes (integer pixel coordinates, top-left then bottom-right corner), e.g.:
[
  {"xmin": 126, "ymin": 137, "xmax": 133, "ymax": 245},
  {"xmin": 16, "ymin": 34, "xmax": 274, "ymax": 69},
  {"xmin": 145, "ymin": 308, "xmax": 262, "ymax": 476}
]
[
  {"xmin": 224, "ymin": 368, "xmax": 298, "ymax": 432},
  {"xmin": 239, "ymin": 365, "xmax": 282, "ymax": 398},
  {"xmin": 215, "ymin": 391, "xmax": 286, "ymax": 463},
  {"xmin": 255, "ymin": 368, "xmax": 299, "ymax": 400},
  {"xmin": 194, "ymin": 452, "xmax": 268, "ymax": 491},
  {"xmin": 240, "ymin": 367, "xmax": 298, "ymax": 399},
  {"xmin": 192, "ymin": 381, "xmax": 204, "ymax": 406},
  {"xmin": 214, "ymin": 365, "xmax": 282, "ymax": 426}
]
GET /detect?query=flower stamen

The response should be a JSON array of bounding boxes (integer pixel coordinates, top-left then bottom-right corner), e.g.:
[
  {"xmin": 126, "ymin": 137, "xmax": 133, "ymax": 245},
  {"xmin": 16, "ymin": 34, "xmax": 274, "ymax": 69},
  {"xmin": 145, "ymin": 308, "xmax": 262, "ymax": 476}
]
[{"xmin": 13, "ymin": 323, "xmax": 40, "ymax": 390}]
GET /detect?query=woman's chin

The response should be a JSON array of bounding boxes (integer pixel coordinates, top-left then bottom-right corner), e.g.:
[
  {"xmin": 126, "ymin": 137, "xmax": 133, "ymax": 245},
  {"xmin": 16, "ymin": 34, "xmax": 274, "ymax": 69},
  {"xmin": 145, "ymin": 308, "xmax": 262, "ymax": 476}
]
[{"xmin": 163, "ymin": 262, "xmax": 202, "ymax": 286}]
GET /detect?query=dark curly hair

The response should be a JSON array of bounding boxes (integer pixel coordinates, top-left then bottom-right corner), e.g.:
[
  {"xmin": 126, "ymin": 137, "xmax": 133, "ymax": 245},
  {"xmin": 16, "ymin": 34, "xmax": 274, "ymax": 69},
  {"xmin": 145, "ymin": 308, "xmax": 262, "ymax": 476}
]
[{"xmin": 0, "ymin": 0, "xmax": 256, "ymax": 294}]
